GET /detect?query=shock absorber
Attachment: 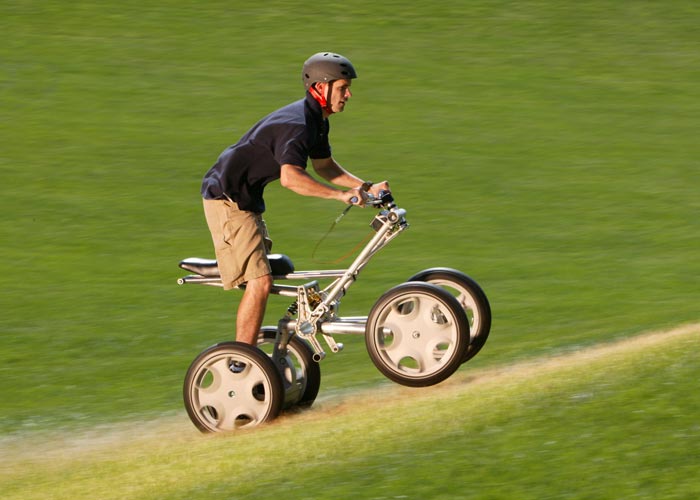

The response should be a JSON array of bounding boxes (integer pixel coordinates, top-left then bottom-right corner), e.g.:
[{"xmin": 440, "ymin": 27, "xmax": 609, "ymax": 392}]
[{"xmin": 286, "ymin": 300, "xmax": 298, "ymax": 317}]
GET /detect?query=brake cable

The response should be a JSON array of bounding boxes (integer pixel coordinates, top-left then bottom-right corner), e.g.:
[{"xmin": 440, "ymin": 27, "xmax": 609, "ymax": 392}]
[{"xmin": 311, "ymin": 201, "xmax": 373, "ymax": 264}]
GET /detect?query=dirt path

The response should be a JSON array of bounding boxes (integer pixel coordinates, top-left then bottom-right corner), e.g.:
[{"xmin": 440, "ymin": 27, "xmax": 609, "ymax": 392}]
[{"xmin": 2, "ymin": 322, "xmax": 698, "ymax": 466}]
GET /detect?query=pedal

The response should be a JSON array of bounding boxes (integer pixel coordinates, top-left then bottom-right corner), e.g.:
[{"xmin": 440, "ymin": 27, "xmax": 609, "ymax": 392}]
[{"xmin": 322, "ymin": 334, "xmax": 343, "ymax": 353}]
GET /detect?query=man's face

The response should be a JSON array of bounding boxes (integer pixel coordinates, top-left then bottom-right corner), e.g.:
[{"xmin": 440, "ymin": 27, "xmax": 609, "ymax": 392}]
[{"xmin": 319, "ymin": 79, "xmax": 353, "ymax": 114}]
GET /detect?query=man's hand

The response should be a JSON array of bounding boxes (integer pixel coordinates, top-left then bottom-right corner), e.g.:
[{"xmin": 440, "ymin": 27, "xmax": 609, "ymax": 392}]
[
  {"xmin": 341, "ymin": 187, "xmax": 368, "ymax": 206},
  {"xmin": 368, "ymin": 180, "xmax": 390, "ymax": 198}
]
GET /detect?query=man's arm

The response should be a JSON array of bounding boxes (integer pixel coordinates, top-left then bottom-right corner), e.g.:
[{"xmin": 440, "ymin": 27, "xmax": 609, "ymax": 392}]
[
  {"xmin": 280, "ymin": 163, "xmax": 359, "ymax": 204},
  {"xmin": 312, "ymin": 157, "xmax": 390, "ymax": 198},
  {"xmin": 311, "ymin": 157, "xmax": 364, "ymax": 189}
]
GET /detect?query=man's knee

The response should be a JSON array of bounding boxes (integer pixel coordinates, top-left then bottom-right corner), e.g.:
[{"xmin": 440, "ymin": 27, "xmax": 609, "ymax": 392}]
[{"xmin": 247, "ymin": 274, "xmax": 273, "ymax": 295}]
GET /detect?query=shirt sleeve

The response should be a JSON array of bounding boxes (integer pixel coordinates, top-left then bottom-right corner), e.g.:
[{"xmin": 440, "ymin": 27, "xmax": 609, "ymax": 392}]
[
  {"xmin": 309, "ymin": 140, "xmax": 331, "ymax": 159},
  {"xmin": 278, "ymin": 133, "xmax": 310, "ymax": 167},
  {"xmin": 277, "ymin": 127, "xmax": 331, "ymax": 165}
]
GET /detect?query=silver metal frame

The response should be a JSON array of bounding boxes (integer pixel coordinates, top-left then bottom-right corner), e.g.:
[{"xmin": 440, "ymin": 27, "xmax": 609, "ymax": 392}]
[{"xmin": 178, "ymin": 202, "xmax": 409, "ymax": 361}]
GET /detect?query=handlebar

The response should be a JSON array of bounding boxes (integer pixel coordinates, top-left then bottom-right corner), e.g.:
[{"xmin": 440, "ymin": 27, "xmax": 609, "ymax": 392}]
[
  {"xmin": 349, "ymin": 190, "xmax": 396, "ymax": 209},
  {"xmin": 366, "ymin": 190, "xmax": 396, "ymax": 209}
]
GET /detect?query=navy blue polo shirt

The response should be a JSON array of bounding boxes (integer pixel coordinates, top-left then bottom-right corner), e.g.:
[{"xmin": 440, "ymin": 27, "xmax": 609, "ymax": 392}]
[{"xmin": 201, "ymin": 92, "xmax": 332, "ymax": 213}]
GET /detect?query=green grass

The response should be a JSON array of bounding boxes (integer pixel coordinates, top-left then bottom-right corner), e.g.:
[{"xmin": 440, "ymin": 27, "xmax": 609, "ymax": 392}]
[
  {"xmin": 1, "ymin": 0, "xmax": 699, "ymax": 496},
  {"xmin": 2, "ymin": 324, "xmax": 698, "ymax": 499}
]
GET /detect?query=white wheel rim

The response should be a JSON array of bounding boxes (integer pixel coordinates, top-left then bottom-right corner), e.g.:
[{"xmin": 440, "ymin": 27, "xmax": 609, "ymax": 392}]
[
  {"xmin": 190, "ymin": 352, "xmax": 276, "ymax": 431},
  {"xmin": 371, "ymin": 291, "xmax": 461, "ymax": 377}
]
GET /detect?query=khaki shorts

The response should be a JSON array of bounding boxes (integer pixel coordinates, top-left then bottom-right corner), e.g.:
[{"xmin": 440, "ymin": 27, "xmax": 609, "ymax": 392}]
[{"xmin": 202, "ymin": 198, "xmax": 272, "ymax": 290}]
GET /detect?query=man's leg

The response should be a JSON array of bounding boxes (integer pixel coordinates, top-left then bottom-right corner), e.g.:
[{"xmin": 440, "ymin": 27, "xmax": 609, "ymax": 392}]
[{"xmin": 235, "ymin": 273, "xmax": 273, "ymax": 344}]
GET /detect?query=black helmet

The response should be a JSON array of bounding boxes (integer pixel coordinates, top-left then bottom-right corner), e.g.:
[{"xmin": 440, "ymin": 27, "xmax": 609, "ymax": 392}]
[{"xmin": 302, "ymin": 52, "xmax": 357, "ymax": 89}]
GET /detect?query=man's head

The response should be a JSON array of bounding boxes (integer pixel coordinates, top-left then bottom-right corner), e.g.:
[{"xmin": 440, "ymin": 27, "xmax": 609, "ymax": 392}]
[{"xmin": 302, "ymin": 52, "xmax": 357, "ymax": 115}]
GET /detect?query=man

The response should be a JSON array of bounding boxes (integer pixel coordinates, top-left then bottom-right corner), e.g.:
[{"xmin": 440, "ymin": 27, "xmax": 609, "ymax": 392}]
[{"xmin": 201, "ymin": 51, "xmax": 390, "ymax": 345}]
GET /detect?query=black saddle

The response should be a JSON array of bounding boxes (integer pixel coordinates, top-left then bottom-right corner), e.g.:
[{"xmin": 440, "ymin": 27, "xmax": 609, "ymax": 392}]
[{"xmin": 179, "ymin": 253, "xmax": 295, "ymax": 277}]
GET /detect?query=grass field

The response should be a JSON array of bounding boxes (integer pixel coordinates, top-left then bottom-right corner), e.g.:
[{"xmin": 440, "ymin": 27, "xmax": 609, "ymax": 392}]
[
  {"xmin": 2, "ymin": 324, "xmax": 699, "ymax": 499},
  {"xmin": 1, "ymin": 0, "xmax": 699, "ymax": 498}
]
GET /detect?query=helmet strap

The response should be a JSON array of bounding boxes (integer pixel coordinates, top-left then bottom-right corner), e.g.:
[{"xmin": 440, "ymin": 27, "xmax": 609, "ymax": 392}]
[{"xmin": 309, "ymin": 81, "xmax": 335, "ymax": 115}]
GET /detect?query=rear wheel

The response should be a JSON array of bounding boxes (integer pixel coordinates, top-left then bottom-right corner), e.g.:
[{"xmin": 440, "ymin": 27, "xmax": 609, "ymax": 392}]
[
  {"xmin": 408, "ymin": 268, "xmax": 491, "ymax": 362},
  {"xmin": 183, "ymin": 342, "xmax": 284, "ymax": 433},
  {"xmin": 365, "ymin": 282, "xmax": 469, "ymax": 387},
  {"xmin": 257, "ymin": 327, "xmax": 321, "ymax": 410}
]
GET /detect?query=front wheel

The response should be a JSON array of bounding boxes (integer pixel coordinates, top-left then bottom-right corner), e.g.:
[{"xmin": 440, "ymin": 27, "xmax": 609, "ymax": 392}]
[
  {"xmin": 408, "ymin": 268, "xmax": 491, "ymax": 363},
  {"xmin": 365, "ymin": 282, "xmax": 469, "ymax": 387},
  {"xmin": 183, "ymin": 342, "xmax": 285, "ymax": 433}
]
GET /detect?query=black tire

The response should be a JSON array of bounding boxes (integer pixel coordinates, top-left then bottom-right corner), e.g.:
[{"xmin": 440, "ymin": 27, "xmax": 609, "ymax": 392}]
[
  {"xmin": 257, "ymin": 327, "xmax": 321, "ymax": 410},
  {"xmin": 183, "ymin": 342, "xmax": 285, "ymax": 433},
  {"xmin": 365, "ymin": 282, "xmax": 469, "ymax": 387},
  {"xmin": 408, "ymin": 268, "xmax": 491, "ymax": 363}
]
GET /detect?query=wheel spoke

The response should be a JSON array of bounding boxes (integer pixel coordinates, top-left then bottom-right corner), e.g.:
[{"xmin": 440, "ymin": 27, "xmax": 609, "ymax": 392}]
[{"xmin": 195, "ymin": 358, "xmax": 233, "ymax": 404}]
